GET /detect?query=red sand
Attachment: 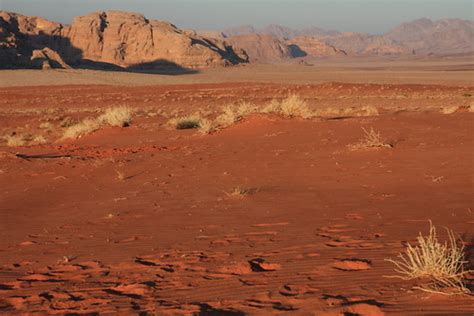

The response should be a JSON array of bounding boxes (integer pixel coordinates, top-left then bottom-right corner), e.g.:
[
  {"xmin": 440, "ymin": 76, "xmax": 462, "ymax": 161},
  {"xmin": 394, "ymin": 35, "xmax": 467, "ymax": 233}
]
[{"xmin": 0, "ymin": 82, "xmax": 473, "ymax": 314}]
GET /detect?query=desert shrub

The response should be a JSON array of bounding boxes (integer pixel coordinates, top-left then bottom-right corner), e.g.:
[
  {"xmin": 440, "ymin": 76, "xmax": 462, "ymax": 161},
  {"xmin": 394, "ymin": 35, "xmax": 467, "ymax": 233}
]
[
  {"xmin": 98, "ymin": 106, "xmax": 133, "ymax": 127},
  {"xmin": 313, "ymin": 105, "xmax": 379, "ymax": 118},
  {"xmin": 279, "ymin": 95, "xmax": 313, "ymax": 118},
  {"xmin": 3, "ymin": 134, "xmax": 26, "ymax": 147},
  {"xmin": 215, "ymin": 102, "xmax": 257, "ymax": 128},
  {"xmin": 32, "ymin": 135, "xmax": 47, "ymax": 145},
  {"xmin": 262, "ymin": 95, "xmax": 312, "ymax": 118},
  {"xmin": 62, "ymin": 118, "xmax": 101, "ymax": 139},
  {"xmin": 197, "ymin": 118, "xmax": 214, "ymax": 134},
  {"xmin": 39, "ymin": 122, "xmax": 54, "ymax": 130},
  {"xmin": 262, "ymin": 95, "xmax": 313, "ymax": 119},
  {"xmin": 386, "ymin": 222, "xmax": 470, "ymax": 295},
  {"xmin": 3, "ymin": 133, "xmax": 47, "ymax": 147},
  {"xmin": 62, "ymin": 106, "xmax": 133, "ymax": 139},
  {"xmin": 168, "ymin": 114, "xmax": 214, "ymax": 134},
  {"xmin": 225, "ymin": 187, "xmax": 256, "ymax": 198},
  {"xmin": 349, "ymin": 127, "xmax": 392, "ymax": 150},
  {"xmin": 441, "ymin": 106, "xmax": 460, "ymax": 114}
]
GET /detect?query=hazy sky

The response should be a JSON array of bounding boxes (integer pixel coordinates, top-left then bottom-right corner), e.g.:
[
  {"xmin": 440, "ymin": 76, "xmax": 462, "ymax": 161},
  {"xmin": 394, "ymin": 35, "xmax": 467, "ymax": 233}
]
[{"xmin": 1, "ymin": 0, "xmax": 473, "ymax": 34}]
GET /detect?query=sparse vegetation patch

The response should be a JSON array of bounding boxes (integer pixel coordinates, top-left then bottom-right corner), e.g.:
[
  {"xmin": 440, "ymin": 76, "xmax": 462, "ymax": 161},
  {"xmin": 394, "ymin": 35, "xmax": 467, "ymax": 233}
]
[
  {"xmin": 386, "ymin": 222, "xmax": 471, "ymax": 295},
  {"xmin": 62, "ymin": 106, "xmax": 133, "ymax": 140},
  {"xmin": 262, "ymin": 95, "xmax": 313, "ymax": 119},
  {"xmin": 225, "ymin": 187, "xmax": 257, "ymax": 198},
  {"xmin": 98, "ymin": 106, "xmax": 133, "ymax": 127},
  {"xmin": 349, "ymin": 127, "xmax": 392, "ymax": 150}
]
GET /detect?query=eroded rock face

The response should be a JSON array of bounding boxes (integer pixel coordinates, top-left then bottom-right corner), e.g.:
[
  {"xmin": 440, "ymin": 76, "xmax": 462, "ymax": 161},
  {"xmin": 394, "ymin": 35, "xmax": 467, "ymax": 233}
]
[
  {"xmin": 31, "ymin": 47, "xmax": 71, "ymax": 69},
  {"xmin": 225, "ymin": 34, "xmax": 293, "ymax": 62},
  {"xmin": 64, "ymin": 11, "xmax": 247, "ymax": 69},
  {"xmin": 0, "ymin": 10, "xmax": 248, "ymax": 70},
  {"xmin": 287, "ymin": 36, "xmax": 347, "ymax": 57},
  {"xmin": 307, "ymin": 33, "xmax": 408, "ymax": 56}
]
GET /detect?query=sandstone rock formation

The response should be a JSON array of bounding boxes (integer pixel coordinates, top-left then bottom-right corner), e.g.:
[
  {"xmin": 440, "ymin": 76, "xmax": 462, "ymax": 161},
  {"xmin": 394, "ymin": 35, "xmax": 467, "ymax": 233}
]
[
  {"xmin": 287, "ymin": 36, "xmax": 347, "ymax": 57},
  {"xmin": 320, "ymin": 33, "xmax": 408, "ymax": 55},
  {"xmin": 225, "ymin": 34, "xmax": 293, "ymax": 62},
  {"xmin": 0, "ymin": 10, "xmax": 248, "ymax": 70},
  {"xmin": 31, "ymin": 47, "xmax": 71, "ymax": 69},
  {"xmin": 65, "ymin": 11, "xmax": 246, "ymax": 69}
]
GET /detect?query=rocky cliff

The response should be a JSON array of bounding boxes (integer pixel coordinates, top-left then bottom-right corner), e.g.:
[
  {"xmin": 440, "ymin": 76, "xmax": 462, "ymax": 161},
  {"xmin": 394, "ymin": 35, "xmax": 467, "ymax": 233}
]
[
  {"xmin": 0, "ymin": 11, "xmax": 248, "ymax": 70},
  {"xmin": 225, "ymin": 34, "xmax": 293, "ymax": 62},
  {"xmin": 287, "ymin": 36, "xmax": 347, "ymax": 57}
]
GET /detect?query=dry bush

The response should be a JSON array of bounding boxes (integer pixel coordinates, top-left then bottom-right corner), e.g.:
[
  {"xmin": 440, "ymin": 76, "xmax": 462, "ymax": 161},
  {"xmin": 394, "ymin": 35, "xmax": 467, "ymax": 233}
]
[
  {"xmin": 349, "ymin": 127, "xmax": 392, "ymax": 150},
  {"xmin": 197, "ymin": 118, "xmax": 214, "ymax": 134},
  {"xmin": 39, "ymin": 122, "xmax": 54, "ymax": 130},
  {"xmin": 115, "ymin": 169, "xmax": 126, "ymax": 181},
  {"xmin": 98, "ymin": 106, "xmax": 133, "ymax": 127},
  {"xmin": 263, "ymin": 95, "xmax": 313, "ymax": 119},
  {"xmin": 279, "ymin": 95, "xmax": 313, "ymax": 118},
  {"xmin": 62, "ymin": 118, "xmax": 101, "ymax": 140},
  {"xmin": 261, "ymin": 99, "xmax": 281, "ymax": 114},
  {"xmin": 62, "ymin": 106, "xmax": 133, "ymax": 140},
  {"xmin": 386, "ymin": 222, "xmax": 471, "ymax": 295},
  {"xmin": 32, "ymin": 135, "xmax": 47, "ymax": 145},
  {"xmin": 441, "ymin": 106, "xmax": 460, "ymax": 114},
  {"xmin": 215, "ymin": 102, "xmax": 258, "ymax": 128},
  {"xmin": 3, "ymin": 134, "xmax": 26, "ymax": 147},
  {"xmin": 441, "ymin": 104, "xmax": 474, "ymax": 114},
  {"xmin": 215, "ymin": 106, "xmax": 240, "ymax": 127},
  {"xmin": 225, "ymin": 187, "xmax": 256, "ymax": 198},
  {"xmin": 314, "ymin": 105, "xmax": 379, "ymax": 118},
  {"xmin": 3, "ymin": 133, "xmax": 47, "ymax": 147},
  {"xmin": 168, "ymin": 114, "xmax": 214, "ymax": 134},
  {"xmin": 60, "ymin": 116, "xmax": 77, "ymax": 128}
]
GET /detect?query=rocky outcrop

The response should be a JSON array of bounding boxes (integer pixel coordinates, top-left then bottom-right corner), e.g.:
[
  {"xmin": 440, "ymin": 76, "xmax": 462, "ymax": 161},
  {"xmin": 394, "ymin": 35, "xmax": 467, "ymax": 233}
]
[
  {"xmin": 0, "ymin": 10, "xmax": 248, "ymax": 70},
  {"xmin": 65, "ymin": 11, "xmax": 246, "ymax": 68},
  {"xmin": 31, "ymin": 47, "xmax": 71, "ymax": 69},
  {"xmin": 287, "ymin": 36, "xmax": 346, "ymax": 57},
  {"xmin": 225, "ymin": 34, "xmax": 293, "ymax": 62},
  {"xmin": 320, "ymin": 33, "xmax": 408, "ymax": 55}
]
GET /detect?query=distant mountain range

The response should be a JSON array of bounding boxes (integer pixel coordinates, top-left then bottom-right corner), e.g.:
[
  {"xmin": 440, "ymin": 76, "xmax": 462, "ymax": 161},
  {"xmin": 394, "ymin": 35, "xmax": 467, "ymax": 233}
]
[
  {"xmin": 1, "ymin": 11, "xmax": 473, "ymax": 71},
  {"xmin": 221, "ymin": 18, "xmax": 474, "ymax": 60}
]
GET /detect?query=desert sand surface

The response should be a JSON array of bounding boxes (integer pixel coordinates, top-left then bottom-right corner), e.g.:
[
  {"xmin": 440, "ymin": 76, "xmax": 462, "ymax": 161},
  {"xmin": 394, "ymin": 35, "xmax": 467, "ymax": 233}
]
[
  {"xmin": 1, "ymin": 56, "xmax": 474, "ymax": 87},
  {"xmin": 0, "ymin": 64, "xmax": 473, "ymax": 314}
]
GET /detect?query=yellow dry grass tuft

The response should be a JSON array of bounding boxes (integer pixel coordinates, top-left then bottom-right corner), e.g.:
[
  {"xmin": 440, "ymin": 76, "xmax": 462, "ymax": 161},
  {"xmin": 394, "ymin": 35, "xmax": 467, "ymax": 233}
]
[
  {"xmin": 62, "ymin": 106, "xmax": 133, "ymax": 140},
  {"xmin": 225, "ymin": 187, "xmax": 256, "ymax": 198},
  {"xmin": 3, "ymin": 133, "xmax": 48, "ymax": 147},
  {"xmin": 62, "ymin": 118, "xmax": 101, "ymax": 140},
  {"xmin": 349, "ymin": 127, "xmax": 392, "ymax": 150},
  {"xmin": 314, "ymin": 105, "xmax": 379, "ymax": 118},
  {"xmin": 168, "ymin": 114, "xmax": 214, "ymax": 134},
  {"xmin": 262, "ymin": 95, "xmax": 313, "ymax": 119},
  {"xmin": 441, "ymin": 105, "xmax": 460, "ymax": 114},
  {"xmin": 385, "ymin": 222, "xmax": 471, "ymax": 295},
  {"xmin": 260, "ymin": 94, "xmax": 314, "ymax": 119},
  {"xmin": 4, "ymin": 134, "xmax": 26, "ymax": 147},
  {"xmin": 215, "ymin": 102, "xmax": 258, "ymax": 128},
  {"xmin": 98, "ymin": 106, "xmax": 133, "ymax": 127}
]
